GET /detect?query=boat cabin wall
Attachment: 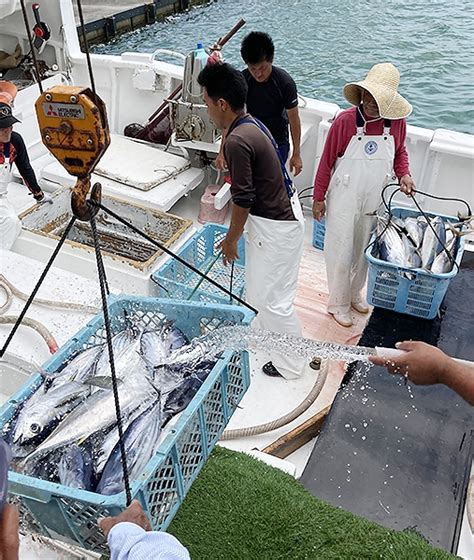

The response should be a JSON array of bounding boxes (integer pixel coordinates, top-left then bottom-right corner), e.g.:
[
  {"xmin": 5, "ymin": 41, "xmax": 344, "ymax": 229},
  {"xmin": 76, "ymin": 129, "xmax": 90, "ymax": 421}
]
[
  {"xmin": 0, "ymin": 1, "xmax": 66, "ymax": 80},
  {"xmin": 58, "ymin": 0, "xmax": 184, "ymax": 137}
]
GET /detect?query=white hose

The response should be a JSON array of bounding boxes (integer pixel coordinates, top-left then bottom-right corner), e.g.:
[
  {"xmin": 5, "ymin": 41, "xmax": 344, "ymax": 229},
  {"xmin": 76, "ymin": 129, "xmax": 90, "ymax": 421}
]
[
  {"xmin": 150, "ymin": 49, "xmax": 186, "ymax": 63},
  {"xmin": 0, "ymin": 281, "xmax": 12, "ymax": 314},
  {"xmin": 0, "ymin": 315, "xmax": 58, "ymax": 353},
  {"xmin": 0, "ymin": 274, "xmax": 99, "ymax": 315},
  {"xmin": 221, "ymin": 358, "xmax": 329, "ymax": 440}
]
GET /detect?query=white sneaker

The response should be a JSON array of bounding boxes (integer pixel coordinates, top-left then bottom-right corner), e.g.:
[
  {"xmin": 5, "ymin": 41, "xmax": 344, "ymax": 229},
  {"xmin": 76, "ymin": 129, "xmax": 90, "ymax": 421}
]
[
  {"xmin": 351, "ymin": 301, "xmax": 370, "ymax": 314},
  {"xmin": 331, "ymin": 312, "xmax": 353, "ymax": 328}
]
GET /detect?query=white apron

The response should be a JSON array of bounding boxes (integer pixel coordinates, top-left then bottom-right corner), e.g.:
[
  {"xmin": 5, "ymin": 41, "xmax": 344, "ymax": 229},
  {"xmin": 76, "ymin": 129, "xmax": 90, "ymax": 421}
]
[
  {"xmin": 0, "ymin": 153, "xmax": 21, "ymax": 250},
  {"xmin": 246, "ymin": 193, "xmax": 305, "ymax": 379},
  {"xmin": 325, "ymin": 117, "xmax": 395, "ymax": 314}
]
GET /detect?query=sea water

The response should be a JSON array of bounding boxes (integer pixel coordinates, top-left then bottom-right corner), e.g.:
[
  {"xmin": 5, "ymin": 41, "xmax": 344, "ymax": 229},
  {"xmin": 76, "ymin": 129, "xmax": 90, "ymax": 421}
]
[{"xmin": 92, "ymin": 0, "xmax": 474, "ymax": 134}]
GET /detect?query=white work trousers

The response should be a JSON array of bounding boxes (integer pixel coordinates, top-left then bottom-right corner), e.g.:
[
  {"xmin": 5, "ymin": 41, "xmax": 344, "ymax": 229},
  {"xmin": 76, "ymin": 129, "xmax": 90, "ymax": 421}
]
[
  {"xmin": 0, "ymin": 159, "xmax": 21, "ymax": 250},
  {"xmin": 245, "ymin": 196, "xmax": 305, "ymax": 379},
  {"xmin": 325, "ymin": 127, "xmax": 395, "ymax": 314}
]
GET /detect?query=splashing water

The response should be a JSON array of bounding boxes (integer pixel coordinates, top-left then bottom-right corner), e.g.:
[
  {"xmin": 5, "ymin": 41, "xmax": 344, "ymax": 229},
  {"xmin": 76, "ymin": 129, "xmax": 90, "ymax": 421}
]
[{"xmin": 163, "ymin": 326, "xmax": 375, "ymax": 367}]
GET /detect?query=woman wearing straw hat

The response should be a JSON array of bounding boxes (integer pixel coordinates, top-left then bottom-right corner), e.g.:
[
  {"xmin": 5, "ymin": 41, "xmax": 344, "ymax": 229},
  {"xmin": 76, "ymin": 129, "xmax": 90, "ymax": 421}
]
[{"xmin": 312, "ymin": 63, "xmax": 415, "ymax": 328}]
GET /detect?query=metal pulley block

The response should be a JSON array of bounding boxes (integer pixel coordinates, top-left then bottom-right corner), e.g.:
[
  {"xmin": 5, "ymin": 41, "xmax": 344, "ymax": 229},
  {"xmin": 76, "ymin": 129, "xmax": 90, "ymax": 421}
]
[{"xmin": 35, "ymin": 85, "xmax": 110, "ymax": 220}]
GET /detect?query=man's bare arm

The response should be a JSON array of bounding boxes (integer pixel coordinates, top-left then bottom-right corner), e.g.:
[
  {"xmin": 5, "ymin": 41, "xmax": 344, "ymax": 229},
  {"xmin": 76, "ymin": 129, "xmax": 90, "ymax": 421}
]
[{"xmin": 287, "ymin": 106, "xmax": 302, "ymax": 176}]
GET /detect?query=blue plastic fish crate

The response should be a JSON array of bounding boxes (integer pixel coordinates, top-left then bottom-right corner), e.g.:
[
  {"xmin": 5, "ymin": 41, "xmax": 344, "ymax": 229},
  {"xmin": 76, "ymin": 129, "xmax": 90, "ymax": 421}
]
[
  {"xmin": 365, "ymin": 207, "xmax": 465, "ymax": 319},
  {"xmin": 152, "ymin": 223, "xmax": 246, "ymax": 305},
  {"xmin": 312, "ymin": 218, "xmax": 326, "ymax": 250},
  {"xmin": 0, "ymin": 296, "xmax": 253, "ymax": 553}
]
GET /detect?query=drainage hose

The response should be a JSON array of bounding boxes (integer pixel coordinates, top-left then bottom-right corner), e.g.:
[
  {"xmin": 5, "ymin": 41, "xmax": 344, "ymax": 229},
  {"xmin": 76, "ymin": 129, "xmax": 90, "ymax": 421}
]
[
  {"xmin": 221, "ymin": 358, "xmax": 330, "ymax": 440},
  {"xmin": 0, "ymin": 315, "xmax": 58, "ymax": 354},
  {"xmin": 0, "ymin": 274, "xmax": 99, "ymax": 315}
]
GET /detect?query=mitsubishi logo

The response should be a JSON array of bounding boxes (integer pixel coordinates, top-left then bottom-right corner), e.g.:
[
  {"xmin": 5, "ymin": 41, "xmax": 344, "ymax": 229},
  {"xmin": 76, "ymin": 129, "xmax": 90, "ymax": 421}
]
[{"xmin": 46, "ymin": 104, "xmax": 58, "ymax": 117}]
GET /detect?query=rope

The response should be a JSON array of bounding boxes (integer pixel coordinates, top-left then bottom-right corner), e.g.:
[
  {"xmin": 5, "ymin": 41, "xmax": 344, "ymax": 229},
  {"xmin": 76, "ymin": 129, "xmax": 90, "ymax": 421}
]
[
  {"xmin": 0, "ymin": 274, "xmax": 100, "ymax": 315},
  {"xmin": 76, "ymin": 0, "xmax": 101, "ymax": 122},
  {"xmin": 92, "ymin": 201, "xmax": 258, "ymax": 315},
  {"xmin": 0, "ymin": 216, "xmax": 76, "ymax": 359},
  {"xmin": 229, "ymin": 261, "xmax": 235, "ymax": 304},
  {"xmin": 19, "ymin": 0, "xmax": 43, "ymax": 93},
  {"xmin": 378, "ymin": 184, "xmax": 466, "ymax": 272},
  {"xmin": 90, "ymin": 215, "xmax": 132, "ymax": 504}
]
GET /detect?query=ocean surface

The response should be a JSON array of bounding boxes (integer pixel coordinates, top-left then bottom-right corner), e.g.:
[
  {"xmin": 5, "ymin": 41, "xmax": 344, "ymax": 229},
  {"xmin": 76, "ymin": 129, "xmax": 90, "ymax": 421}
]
[{"xmin": 93, "ymin": 0, "xmax": 474, "ymax": 134}]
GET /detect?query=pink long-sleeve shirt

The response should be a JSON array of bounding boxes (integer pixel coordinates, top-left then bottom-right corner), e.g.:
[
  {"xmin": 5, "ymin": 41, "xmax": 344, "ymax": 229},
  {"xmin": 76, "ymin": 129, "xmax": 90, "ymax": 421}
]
[{"xmin": 313, "ymin": 106, "xmax": 411, "ymax": 201}]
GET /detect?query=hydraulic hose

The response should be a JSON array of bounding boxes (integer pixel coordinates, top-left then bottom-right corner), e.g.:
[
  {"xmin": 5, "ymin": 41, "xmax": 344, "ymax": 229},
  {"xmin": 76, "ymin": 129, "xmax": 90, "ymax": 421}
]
[
  {"xmin": 0, "ymin": 315, "xmax": 58, "ymax": 354},
  {"xmin": 221, "ymin": 358, "xmax": 329, "ymax": 440},
  {"xmin": 0, "ymin": 274, "xmax": 99, "ymax": 315}
]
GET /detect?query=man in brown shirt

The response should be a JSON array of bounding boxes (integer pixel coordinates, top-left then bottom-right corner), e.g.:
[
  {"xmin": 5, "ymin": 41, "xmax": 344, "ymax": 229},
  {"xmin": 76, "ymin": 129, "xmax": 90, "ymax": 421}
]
[{"xmin": 198, "ymin": 63, "xmax": 306, "ymax": 379}]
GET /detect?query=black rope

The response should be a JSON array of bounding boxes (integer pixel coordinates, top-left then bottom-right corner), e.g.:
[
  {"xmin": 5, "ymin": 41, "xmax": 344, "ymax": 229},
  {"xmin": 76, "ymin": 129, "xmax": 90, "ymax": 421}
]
[
  {"xmin": 92, "ymin": 201, "xmax": 259, "ymax": 315},
  {"xmin": 229, "ymin": 261, "xmax": 235, "ymax": 304},
  {"xmin": 90, "ymin": 215, "xmax": 132, "ymax": 505},
  {"xmin": 409, "ymin": 194, "xmax": 459, "ymax": 271},
  {"xmin": 89, "ymin": 218, "xmax": 110, "ymax": 296},
  {"xmin": 381, "ymin": 184, "xmax": 463, "ymax": 270},
  {"xmin": 369, "ymin": 184, "xmax": 464, "ymax": 272},
  {"xmin": 19, "ymin": 0, "xmax": 43, "ymax": 93},
  {"xmin": 0, "ymin": 216, "xmax": 76, "ymax": 358}
]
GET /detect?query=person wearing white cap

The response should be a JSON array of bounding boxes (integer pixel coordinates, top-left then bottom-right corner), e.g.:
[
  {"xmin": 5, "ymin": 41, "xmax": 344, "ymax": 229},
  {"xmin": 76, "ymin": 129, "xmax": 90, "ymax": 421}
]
[
  {"xmin": 312, "ymin": 63, "xmax": 415, "ymax": 328},
  {"xmin": 0, "ymin": 83, "xmax": 53, "ymax": 250}
]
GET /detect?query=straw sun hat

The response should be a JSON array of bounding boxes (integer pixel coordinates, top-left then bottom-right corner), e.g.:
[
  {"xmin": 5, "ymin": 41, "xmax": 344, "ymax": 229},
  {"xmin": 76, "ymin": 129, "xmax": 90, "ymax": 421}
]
[{"xmin": 343, "ymin": 63, "xmax": 412, "ymax": 120}]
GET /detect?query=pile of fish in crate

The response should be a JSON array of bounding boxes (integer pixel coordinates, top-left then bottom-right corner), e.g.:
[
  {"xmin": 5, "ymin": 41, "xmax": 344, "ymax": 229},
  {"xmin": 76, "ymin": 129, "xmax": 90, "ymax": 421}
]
[
  {"xmin": 0, "ymin": 296, "xmax": 253, "ymax": 552},
  {"xmin": 374, "ymin": 210, "xmax": 468, "ymax": 273},
  {"xmin": 366, "ymin": 208, "xmax": 469, "ymax": 319}
]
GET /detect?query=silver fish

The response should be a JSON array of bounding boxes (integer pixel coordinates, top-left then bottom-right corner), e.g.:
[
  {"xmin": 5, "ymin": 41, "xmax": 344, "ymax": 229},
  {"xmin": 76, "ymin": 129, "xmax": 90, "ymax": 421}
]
[
  {"xmin": 58, "ymin": 444, "xmax": 94, "ymax": 490},
  {"xmin": 140, "ymin": 321, "xmax": 188, "ymax": 367},
  {"xmin": 24, "ymin": 357, "xmax": 156, "ymax": 463},
  {"xmin": 430, "ymin": 239, "xmax": 456, "ymax": 274},
  {"xmin": 94, "ymin": 326, "xmax": 142, "ymax": 375},
  {"xmin": 421, "ymin": 216, "xmax": 446, "ymax": 269},
  {"xmin": 161, "ymin": 360, "xmax": 215, "ymax": 427},
  {"xmin": 96, "ymin": 397, "xmax": 162, "ymax": 496},
  {"xmin": 376, "ymin": 219, "xmax": 409, "ymax": 267},
  {"xmin": 12, "ymin": 381, "xmax": 92, "ymax": 446},
  {"xmin": 404, "ymin": 217, "xmax": 425, "ymax": 248},
  {"xmin": 430, "ymin": 223, "xmax": 468, "ymax": 274},
  {"xmin": 45, "ymin": 344, "xmax": 103, "ymax": 390},
  {"xmin": 93, "ymin": 404, "xmax": 153, "ymax": 478}
]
